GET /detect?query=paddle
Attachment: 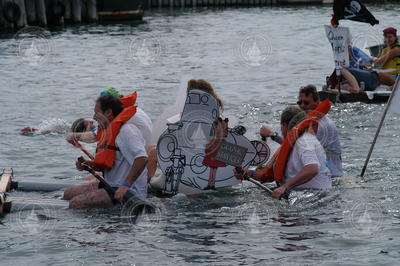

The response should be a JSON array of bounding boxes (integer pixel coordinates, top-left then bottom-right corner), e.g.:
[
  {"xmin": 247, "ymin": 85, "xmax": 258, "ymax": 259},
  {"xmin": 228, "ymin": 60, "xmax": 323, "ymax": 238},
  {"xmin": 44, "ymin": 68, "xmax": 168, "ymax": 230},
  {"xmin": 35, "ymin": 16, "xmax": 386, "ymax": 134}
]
[
  {"xmin": 213, "ymin": 140, "xmax": 288, "ymax": 200},
  {"xmin": 79, "ymin": 146, "xmax": 94, "ymax": 160},
  {"xmin": 77, "ymin": 157, "xmax": 154, "ymax": 213},
  {"xmin": 235, "ymin": 166, "xmax": 273, "ymax": 195},
  {"xmin": 72, "ymin": 140, "xmax": 95, "ymax": 160}
]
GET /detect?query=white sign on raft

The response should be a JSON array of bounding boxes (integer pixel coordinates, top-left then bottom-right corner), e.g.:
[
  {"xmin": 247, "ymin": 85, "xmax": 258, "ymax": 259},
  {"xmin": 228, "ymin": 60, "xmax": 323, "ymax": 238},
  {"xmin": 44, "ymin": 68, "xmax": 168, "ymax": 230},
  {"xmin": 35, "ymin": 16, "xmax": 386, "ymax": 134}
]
[
  {"xmin": 325, "ymin": 25, "xmax": 351, "ymax": 75},
  {"xmin": 156, "ymin": 89, "xmax": 271, "ymax": 195}
]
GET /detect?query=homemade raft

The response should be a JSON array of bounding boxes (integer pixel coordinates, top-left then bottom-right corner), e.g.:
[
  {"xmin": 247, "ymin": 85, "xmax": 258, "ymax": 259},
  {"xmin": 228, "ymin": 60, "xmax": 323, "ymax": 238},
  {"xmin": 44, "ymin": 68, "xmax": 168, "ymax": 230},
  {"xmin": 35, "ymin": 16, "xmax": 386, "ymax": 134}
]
[
  {"xmin": 318, "ymin": 89, "xmax": 391, "ymax": 104},
  {"xmin": 154, "ymin": 89, "xmax": 271, "ymax": 195},
  {"xmin": 0, "ymin": 168, "xmax": 155, "ymax": 215}
]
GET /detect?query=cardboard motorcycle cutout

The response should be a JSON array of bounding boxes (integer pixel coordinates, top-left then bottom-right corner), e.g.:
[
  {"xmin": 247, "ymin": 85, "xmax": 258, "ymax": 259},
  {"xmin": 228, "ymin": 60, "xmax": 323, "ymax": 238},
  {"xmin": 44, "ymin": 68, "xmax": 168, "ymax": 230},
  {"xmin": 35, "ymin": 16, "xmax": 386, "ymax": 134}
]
[{"xmin": 155, "ymin": 89, "xmax": 270, "ymax": 195}]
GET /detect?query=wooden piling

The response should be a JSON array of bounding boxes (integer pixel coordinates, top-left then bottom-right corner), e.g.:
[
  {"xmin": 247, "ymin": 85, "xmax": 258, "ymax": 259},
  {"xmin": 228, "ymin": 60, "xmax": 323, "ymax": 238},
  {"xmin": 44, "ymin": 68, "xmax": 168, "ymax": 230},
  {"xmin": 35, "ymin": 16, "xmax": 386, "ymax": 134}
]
[
  {"xmin": 25, "ymin": 0, "xmax": 37, "ymax": 25},
  {"xmin": 0, "ymin": 1, "xmax": 6, "ymax": 30},
  {"xmin": 80, "ymin": 0, "xmax": 86, "ymax": 22},
  {"xmin": 14, "ymin": 0, "xmax": 27, "ymax": 28},
  {"xmin": 47, "ymin": 0, "xmax": 65, "ymax": 26},
  {"xmin": 35, "ymin": 0, "xmax": 47, "ymax": 26},
  {"xmin": 86, "ymin": 0, "xmax": 97, "ymax": 22},
  {"xmin": 1, "ymin": 0, "xmax": 15, "ymax": 31},
  {"xmin": 71, "ymin": 0, "xmax": 81, "ymax": 23},
  {"xmin": 62, "ymin": 0, "xmax": 72, "ymax": 22}
]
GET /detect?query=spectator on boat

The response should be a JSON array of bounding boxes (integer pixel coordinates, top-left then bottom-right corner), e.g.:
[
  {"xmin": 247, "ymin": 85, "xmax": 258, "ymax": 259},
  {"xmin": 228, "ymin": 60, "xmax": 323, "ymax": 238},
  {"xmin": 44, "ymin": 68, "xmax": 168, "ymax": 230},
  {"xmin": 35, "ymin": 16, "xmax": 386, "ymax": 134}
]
[
  {"xmin": 373, "ymin": 27, "xmax": 400, "ymax": 78},
  {"xmin": 64, "ymin": 94, "xmax": 150, "ymax": 208},
  {"xmin": 235, "ymin": 106, "xmax": 332, "ymax": 199},
  {"xmin": 326, "ymin": 39, "xmax": 395, "ymax": 92},
  {"xmin": 260, "ymin": 85, "xmax": 342, "ymax": 178}
]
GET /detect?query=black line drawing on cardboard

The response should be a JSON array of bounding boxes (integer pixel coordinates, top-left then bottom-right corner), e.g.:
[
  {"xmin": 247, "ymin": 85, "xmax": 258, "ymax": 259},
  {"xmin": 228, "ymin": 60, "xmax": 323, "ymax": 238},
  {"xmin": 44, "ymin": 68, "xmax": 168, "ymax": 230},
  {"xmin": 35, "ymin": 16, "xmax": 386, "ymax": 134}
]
[{"xmin": 157, "ymin": 89, "xmax": 270, "ymax": 195}]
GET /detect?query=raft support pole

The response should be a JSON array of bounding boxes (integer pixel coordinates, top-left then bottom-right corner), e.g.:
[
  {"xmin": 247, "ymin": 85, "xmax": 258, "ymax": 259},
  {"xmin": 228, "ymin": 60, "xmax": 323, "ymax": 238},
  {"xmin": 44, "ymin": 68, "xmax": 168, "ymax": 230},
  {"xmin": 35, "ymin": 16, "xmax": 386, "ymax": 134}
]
[
  {"xmin": 11, "ymin": 180, "xmax": 77, "ymax": 192},
  {"xmin": 361, "ymin": 76, "xmax": 400, "ymax": 177},
  {"xmin": 2, "ymin": 197, "xmax": 69, "ymax": 214}
]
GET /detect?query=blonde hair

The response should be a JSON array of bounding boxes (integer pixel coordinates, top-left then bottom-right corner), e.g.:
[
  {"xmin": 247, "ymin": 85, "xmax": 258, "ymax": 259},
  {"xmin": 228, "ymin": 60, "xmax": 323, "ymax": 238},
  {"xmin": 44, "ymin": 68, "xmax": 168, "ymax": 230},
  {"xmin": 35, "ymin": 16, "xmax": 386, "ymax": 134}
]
[{"xmin": 187, "ymin": 79, "xmax": 223, "ymax": 109}]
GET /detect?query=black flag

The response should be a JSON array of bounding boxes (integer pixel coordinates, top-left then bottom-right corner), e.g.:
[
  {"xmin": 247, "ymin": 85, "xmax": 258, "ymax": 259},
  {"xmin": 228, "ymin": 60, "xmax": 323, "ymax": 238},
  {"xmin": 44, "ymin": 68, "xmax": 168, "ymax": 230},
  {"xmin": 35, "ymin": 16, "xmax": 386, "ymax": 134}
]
[{"xmin": 333, "ymin": 0, "xmax": 379, "ymax": 26}]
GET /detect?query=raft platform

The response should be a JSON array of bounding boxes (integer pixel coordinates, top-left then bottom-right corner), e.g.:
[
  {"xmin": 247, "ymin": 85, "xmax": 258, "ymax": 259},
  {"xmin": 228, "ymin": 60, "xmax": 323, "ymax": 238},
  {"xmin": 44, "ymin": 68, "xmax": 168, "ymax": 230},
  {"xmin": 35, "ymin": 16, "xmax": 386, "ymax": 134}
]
[
  {"xmin": 318, "ymin": 89, "xmax": 390, "ymax": 104},
  {"xmin": 0, "ymin": 168, "xmax": 75, "ymax": 214},
  {"xmin": 0, "ymin": 168, "xmax": 157, "ymax": 215}
]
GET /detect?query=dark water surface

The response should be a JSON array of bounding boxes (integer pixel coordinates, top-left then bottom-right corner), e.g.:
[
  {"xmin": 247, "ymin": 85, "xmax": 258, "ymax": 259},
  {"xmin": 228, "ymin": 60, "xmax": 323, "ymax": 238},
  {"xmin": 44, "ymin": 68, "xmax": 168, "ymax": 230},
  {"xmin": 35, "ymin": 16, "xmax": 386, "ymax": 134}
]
[{"xmin": 1, "ymin": 4, "xmax": 400, "ymax": 266}]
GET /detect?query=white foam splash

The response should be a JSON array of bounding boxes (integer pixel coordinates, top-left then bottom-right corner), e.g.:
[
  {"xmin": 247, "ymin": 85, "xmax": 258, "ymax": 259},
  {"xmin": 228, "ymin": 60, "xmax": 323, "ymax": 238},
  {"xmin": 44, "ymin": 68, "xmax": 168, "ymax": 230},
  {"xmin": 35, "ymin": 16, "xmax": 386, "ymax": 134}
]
[{"xmin": 37, "ymin": 118, "xmax": 70, "ymax": 134}]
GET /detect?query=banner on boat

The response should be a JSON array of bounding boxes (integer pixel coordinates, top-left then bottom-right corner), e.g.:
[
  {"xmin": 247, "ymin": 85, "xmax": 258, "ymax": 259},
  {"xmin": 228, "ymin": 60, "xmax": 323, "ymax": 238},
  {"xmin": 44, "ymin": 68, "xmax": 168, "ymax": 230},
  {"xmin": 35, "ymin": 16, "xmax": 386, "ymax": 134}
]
[
  {"xmin": 332, "ymin": 0, "xmax": 379, "ymax": 26},
  {"xmin": 325, "ymin": 25, "xmax": 351, "ymax": 75},
  {"xmin": 156, "ymin": 89, "xmax": 271, "ymax": 195}
]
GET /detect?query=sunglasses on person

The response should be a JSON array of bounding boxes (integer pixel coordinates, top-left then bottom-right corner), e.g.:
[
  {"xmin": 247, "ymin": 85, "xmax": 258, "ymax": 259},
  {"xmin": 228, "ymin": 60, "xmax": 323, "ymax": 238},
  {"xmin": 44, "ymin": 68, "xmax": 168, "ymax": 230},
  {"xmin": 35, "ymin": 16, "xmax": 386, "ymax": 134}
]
[{"xmin": 297, "ymin": 100, "xmax": 310, "ymax": 105}]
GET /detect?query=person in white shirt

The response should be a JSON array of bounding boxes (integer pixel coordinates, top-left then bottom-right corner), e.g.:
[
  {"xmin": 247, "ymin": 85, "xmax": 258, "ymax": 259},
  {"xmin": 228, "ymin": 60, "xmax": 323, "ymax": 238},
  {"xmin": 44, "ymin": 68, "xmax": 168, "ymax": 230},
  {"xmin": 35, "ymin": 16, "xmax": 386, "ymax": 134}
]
[
  {"xmin": 260, "ymin": 85, "xmax": 342, "ymax": 178},
  {"xmin": 235, "ymin": 106, "xmax": 332, "ymax": 199},
  {"xmin": 64, "ymin": 94, "xmax": 149, "ymax": 208}
]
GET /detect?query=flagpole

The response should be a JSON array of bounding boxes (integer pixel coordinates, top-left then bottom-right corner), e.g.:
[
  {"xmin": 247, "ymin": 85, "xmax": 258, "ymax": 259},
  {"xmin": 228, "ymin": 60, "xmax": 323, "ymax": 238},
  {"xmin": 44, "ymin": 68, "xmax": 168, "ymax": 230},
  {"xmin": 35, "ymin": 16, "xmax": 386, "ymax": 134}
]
[{"xmin": 360, "ymin": 76, "xmax": 400, "ymax": 177}]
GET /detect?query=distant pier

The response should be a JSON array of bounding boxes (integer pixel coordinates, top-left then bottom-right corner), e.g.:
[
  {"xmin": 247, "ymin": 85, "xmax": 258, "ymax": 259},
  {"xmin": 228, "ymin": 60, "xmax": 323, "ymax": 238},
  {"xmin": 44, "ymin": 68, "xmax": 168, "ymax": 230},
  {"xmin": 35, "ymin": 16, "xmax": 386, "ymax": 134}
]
[
  {"xmin": 0, "ymin": 0, "xmax": 144, "ymax": 33},
  {"xmin": 147, "ymin": 0, "xmax": 392, "ymax": 8},
  {"xmin": 0, "ymin": 0, "xmax": 394, "ymax": 33}
]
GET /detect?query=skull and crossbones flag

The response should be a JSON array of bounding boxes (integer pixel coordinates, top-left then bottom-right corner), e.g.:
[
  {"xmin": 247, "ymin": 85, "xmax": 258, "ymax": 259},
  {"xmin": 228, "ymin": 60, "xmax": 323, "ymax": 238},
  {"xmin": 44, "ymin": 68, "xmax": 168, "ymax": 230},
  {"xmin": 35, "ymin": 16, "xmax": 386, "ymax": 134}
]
[{"xmin": 332, "ymin": 0, "xmax": 379, "ymax": 26}]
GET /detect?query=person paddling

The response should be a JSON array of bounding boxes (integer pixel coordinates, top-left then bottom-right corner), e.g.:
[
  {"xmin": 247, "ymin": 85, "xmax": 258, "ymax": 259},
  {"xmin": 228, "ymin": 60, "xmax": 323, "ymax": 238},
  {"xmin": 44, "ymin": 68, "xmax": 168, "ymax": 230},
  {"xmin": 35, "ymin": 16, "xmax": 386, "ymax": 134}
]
[
  {"xmin": 261, "ymin": 85, "xmax": 343, "ymax": 178},
  {"xmin": 235, "ymin": 105, "xmax": 332, "ymax": 199},
  {"xmin": 374, "ymin": 27, "xmax": 400, "ymax": 79},
  {"xmin": 64, "ymin": 94, "xmax": 150, "ymax": 208}
]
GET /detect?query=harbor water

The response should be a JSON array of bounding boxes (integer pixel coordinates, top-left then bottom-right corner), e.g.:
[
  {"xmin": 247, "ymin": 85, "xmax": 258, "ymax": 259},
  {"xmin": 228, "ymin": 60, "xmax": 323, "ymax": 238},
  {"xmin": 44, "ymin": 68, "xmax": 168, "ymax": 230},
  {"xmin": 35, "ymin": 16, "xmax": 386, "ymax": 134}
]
[{"xmin": 0, "ymin": 3, "xmax": 400, "ymax": 265}]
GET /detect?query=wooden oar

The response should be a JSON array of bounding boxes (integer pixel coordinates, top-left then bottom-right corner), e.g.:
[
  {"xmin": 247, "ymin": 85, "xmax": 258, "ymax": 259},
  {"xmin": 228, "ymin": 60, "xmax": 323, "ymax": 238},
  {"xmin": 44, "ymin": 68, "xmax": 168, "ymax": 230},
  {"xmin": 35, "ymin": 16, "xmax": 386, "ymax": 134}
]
[
  {"xmin": 80, "ymin": 146, "xmax": 94, "ymax": 160},
  {"xmin": 235, "ymin": 165, "xmax": 289, "ymax": 200},
  {"xmin": 235, "ymin": 167, "xmax": 273, "ymax": 195},
  {"xmin": 72, "ymin": 140, "xmax": 95, "ymax": 160}
]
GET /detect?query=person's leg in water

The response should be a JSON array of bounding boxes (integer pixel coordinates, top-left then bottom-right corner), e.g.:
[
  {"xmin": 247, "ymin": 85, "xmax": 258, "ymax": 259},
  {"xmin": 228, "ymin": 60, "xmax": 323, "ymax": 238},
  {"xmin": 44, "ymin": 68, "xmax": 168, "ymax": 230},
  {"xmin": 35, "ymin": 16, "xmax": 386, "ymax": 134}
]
[
  {"xmin": 205, "ymin": 167, "xmax": 217, "ymax": 190},
  {"xmin": 63, "ymin": 180, "xmax": 99, "ymax": 200},
  {"xmin": 69, "ymin": 188, "xmax": 114, "ymax": 209},
  {"xmin": 84, "ymin": 174, "xmax": 96, "ymax": 181}
]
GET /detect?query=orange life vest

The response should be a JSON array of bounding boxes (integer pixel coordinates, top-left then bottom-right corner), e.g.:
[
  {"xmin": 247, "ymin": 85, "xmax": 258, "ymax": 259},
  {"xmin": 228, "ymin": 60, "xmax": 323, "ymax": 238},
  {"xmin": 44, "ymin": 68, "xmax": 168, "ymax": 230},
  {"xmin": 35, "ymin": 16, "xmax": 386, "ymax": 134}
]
[
  {"xmin": 260, "ymin": 99, "xmax": 331, "ymax": 183},
  {"xmin": 92, "ymin": 92, "xmax": 138, "ymax": 170},
  {"xmin": 120, "ymin": 91, "xmax": 137, "ymax": 108}
]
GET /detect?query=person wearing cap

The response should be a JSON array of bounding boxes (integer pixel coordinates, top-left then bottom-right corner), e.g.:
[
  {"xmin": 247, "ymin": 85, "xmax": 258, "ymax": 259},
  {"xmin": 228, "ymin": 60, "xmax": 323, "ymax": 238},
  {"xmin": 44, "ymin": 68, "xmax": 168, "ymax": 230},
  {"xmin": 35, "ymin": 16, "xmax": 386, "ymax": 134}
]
[
  {"xmin": 374, "ymin": 27, "xmax": 400, "ymax": 78},
  {"xmin": 65, "ymin": 88, "xmax": 125, "ymax": 144}
]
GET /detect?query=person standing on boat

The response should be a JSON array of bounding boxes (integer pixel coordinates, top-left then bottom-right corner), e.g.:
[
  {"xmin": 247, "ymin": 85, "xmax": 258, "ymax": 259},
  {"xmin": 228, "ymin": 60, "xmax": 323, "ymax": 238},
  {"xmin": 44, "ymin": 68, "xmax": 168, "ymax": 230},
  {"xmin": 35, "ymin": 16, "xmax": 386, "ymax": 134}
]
[
  {"xmin": 64, "ymin": 94, "xmax": 150, "ymax": 208},
  {"xmin": 374, "ymin": 27, "xmax": 400, "ymax": 79},
  {"xmin": 261, "ymin": 85, "xmax": 343, "ymax": 178},
  {"xmin": 235, "ymin": 106, "xmax": 332, "ymax": 199}
]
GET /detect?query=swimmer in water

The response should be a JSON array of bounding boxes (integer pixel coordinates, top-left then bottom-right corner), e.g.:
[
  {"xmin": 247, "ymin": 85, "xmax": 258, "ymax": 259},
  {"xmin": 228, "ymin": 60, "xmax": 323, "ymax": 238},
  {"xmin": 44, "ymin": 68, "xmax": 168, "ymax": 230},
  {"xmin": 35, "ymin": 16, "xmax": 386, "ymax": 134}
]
[{"xmin": 20, "ymin": 118, "xmax": 71, "ymax": 134}]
